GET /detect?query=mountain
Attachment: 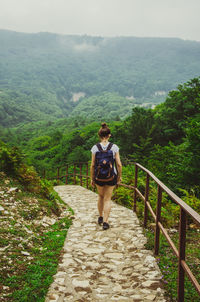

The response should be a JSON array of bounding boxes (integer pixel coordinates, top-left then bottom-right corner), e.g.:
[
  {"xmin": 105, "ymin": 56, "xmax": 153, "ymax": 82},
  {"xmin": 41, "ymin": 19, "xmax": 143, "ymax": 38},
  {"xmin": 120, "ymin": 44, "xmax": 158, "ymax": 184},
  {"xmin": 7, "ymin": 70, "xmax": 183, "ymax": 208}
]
[{"xmin": 1, "ymin": 29, "xmax": 200, "ymax": 126}]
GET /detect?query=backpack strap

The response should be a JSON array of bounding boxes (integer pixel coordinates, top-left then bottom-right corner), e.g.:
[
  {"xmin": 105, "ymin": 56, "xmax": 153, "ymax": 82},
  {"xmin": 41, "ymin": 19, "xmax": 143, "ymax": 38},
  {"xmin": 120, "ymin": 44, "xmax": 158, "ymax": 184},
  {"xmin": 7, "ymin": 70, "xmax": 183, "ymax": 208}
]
[
  {"xmin": 96, "ymin": 143, "xmax": 103, "ymax": 152},
  {"xmin": 107, "ymin": 142, "xmax": 113, "ymax": 151},
  {"xmin": 96, "ymin": 142, "xmax": 113, "ymax": 152}
]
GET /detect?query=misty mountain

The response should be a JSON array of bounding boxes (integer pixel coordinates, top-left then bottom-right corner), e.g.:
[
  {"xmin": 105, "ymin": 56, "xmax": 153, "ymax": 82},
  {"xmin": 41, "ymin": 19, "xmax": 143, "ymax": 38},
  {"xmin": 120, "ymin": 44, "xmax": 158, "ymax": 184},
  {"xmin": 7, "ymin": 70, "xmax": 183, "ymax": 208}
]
[{"xmin": 0, "ymin": 29, "xmax": 200, "ymax": 126}]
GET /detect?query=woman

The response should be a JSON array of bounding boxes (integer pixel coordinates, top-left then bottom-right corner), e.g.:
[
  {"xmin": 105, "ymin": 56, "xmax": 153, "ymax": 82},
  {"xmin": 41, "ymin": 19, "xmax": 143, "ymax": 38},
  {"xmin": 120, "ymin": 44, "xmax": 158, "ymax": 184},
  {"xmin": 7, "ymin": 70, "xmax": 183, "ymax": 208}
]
[{"xmin": 90, "ymin": 123, "xmax": 122, "ymax": 230}]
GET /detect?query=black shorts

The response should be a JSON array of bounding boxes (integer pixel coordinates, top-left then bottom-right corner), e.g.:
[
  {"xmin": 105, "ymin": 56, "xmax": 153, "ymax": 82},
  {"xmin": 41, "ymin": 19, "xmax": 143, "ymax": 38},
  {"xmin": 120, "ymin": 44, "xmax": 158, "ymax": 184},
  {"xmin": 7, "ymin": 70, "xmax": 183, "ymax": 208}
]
[{"xmin": 95, "ymin": 174, "xmax": 117, "ymax": 187}]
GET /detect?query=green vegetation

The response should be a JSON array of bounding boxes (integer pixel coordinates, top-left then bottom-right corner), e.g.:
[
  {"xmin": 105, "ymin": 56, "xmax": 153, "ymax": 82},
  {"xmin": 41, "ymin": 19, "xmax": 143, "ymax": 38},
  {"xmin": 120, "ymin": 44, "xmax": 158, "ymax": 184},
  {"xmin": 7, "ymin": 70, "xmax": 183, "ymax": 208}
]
[
  {"xmin": 70, "ymin": 92, "xmax": 137, "ymax": 120},
  {"xmin": 5, "ymin": 217, "xmax": 71, "ymax": 302},
  {"xmin": 113, "ymin": 78, "xmax": 200, "ymax": 196},
  {"xmin": 0, "ymin": 142, "xmax": 72, "ymax": 301},
  {"xmin": 1, "ymin": 29, "xmax": 200, "ymax": 300},
  {"xmin": 2, "ymin": 77, "xmax": 199, "ymax": 198},
  {"xmin": 144, "ymin": 230, "xmax": 200, "ymax": 302},
  {"xmin": 1, "ymin": 30, "xmax": 200, "ymax": 126}
]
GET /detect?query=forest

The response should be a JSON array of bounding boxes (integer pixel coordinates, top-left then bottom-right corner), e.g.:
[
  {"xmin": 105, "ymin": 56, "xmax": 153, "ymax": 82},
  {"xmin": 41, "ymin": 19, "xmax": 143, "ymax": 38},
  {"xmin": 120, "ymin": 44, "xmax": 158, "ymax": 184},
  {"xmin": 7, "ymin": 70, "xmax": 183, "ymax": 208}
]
[
  {"xmin": 1, "ymin": 77, "xmax": 200, "ymax": 202},
  {"xmin": 1, "ymin": 30, "xmax": 200, "ymax": 126}
]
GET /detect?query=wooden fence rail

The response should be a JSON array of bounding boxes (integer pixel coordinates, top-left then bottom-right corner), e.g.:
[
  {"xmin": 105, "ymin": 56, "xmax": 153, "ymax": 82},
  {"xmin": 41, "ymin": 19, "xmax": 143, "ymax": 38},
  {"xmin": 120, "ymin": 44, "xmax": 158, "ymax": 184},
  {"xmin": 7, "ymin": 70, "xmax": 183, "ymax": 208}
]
[{"xmin": 44, "ymin": 161, "xmax": 200, "ymax": 302}]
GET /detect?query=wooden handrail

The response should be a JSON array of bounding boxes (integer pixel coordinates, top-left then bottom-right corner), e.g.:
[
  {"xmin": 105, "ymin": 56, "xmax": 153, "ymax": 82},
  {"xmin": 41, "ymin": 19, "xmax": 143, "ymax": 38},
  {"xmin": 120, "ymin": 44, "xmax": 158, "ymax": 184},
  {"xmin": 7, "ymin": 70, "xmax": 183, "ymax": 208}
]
[
  {"xmin": 134, "ymin": 162, "xmax": 200, "ymax": 301},
  {"xmin": 44, "ymin": 161, "xmax": 200, "ymax": 301},
  {"xmin": 136, "ymin": 163, "xmax": 200, "ymax": 224}
]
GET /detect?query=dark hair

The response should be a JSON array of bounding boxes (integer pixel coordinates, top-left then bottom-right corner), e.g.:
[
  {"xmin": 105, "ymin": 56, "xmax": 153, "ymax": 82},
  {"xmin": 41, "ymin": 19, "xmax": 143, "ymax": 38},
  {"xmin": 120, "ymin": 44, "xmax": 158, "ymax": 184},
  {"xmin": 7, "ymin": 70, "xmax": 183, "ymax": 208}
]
[{"xmin": 98, "ymin": 123, "xmax": 111, "ymax": 138}]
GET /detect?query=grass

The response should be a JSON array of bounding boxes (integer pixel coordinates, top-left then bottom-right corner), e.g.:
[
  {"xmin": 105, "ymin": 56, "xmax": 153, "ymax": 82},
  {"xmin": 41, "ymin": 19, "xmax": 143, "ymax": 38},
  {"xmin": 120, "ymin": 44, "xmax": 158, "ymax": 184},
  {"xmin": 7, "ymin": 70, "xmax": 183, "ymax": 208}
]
[
  {"xmin": 144, "ymin": 227, "xmax": 200, "ymax": 302},
  {"xmin": 3, "ymin": 218, "xmax": 72, "ymax": 302},
  {"xmin": 0, "ymin": 171, "xmax": 73, "ymax": 302}
]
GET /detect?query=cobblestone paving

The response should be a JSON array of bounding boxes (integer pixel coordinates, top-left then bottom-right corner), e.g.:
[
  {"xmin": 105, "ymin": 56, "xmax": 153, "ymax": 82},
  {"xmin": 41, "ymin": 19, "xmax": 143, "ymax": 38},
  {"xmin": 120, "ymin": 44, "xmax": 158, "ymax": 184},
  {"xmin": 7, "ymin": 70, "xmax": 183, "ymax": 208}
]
[{"xmin": 45, "ymin": 185, "xmax": 166, "ymax": 302}]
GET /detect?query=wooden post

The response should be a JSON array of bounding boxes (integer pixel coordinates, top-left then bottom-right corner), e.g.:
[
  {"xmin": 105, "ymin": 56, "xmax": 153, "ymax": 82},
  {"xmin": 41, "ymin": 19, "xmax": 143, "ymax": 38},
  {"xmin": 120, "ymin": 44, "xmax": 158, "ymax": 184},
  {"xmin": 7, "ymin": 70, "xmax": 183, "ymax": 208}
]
[
  {"xmin": 66, "ymin": 165, "xmax": 68, "ymax": 184},
  {"xmin": 74, "ymin": 164, "xmax": 76, "ymax": 185},
  {"xmin": 86, "ymin": 163, "xmax": 89, "ymax": 189},
  {"xmin": 133, "ymin": 164, "xmax": 138, "ymax": 212},
  {"xmin": 80, "ymin": 164, "xmax": 82, "ymax": 186},
  {"xmin": 57, "ymin": 167, "xmax": 60, "ymax": 185},
  {"xmin": 155, "ymin": 185, "xmax": 162, "ymax": 255},
  {"xmin": 178, "ymin": 208, "xmax": 186, "ymax": 302},
  {"xmin": 144, "ymin": 173, "xmax": 150, "ymax": 228}
]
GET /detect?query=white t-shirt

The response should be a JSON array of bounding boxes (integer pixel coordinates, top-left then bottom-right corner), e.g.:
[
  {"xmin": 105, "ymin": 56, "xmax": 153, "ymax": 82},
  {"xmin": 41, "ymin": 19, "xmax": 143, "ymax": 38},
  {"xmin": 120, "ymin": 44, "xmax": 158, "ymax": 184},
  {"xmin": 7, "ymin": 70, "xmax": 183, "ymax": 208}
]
[{"xmin": 91, "ymin": 142, "xmax": 119, "ymax": 158}]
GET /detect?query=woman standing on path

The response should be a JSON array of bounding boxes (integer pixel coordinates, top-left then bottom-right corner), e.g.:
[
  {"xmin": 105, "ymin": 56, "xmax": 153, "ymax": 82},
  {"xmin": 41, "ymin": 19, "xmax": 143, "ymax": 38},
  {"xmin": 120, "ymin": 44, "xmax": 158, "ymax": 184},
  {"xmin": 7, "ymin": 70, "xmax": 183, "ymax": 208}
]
[{"xmin": 90, "ymin": 123, "xmax": 122, "ymax": 230}]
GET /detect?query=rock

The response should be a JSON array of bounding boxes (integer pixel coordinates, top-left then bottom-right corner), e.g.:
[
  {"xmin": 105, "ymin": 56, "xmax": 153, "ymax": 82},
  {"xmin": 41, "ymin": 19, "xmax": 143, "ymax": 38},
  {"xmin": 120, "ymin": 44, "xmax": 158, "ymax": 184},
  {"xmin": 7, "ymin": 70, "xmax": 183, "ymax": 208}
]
[
  {"xmin": 0, "ymin": 245, "xmax": 10, "ymax": 252},
  {"xmin": 42, "ymin": 216, "xmax": 56, "ymax": 225},
  {"xmin": 73, "ymin": 221, "xmax": 82, "ymax": 227},
  {"xmin": 62, "ymin": 258, "xmax": 74, "ymax": 266},
  {"xmin": 142, "ymin": 280, "xmax": 159, "ymax": 287},
  {"xmin": 0, "ymin": 205, "xmax": 4, "ymax": 211},
  {"xmin": 149, "ymin": 223, "xmax": 156, "ymax": 230},
  {"xmin": 86, "ymin": 261, "xmax": 100, "ymax": 269},
  {"xmin": 48, "ymin": 294, "xmax": 59, "ymax": 300},
  {"xmin": 145, "ymin": 294, "xmax": 156, "ymax": 300},
  {"xmin": 110, "ymin": 295, "xmax": 129, "ymax": 300},
  {"xmin": 83, "ymin": 248, "xmax": 101, "ymax": 254},
  {"xmin": 104, "ymin": 252, "xmax": 123, "ymax": 259},
  {"xmin": 74, "ymin": 243, "xmax": 89, "ymax": 249},
  {"xmin": 130, "ymin": 294, "xmax": 142, "ymax": 299},
  {"xmin": 24, "ymin": 228, "xmax": 33, "ymax": 234},
  {"xmin": 8, "ymin": 187, "xmax": 18, "ymax": 193},
  {"xmin": 140, "ymin": 289, "xmax": 151, "ymax": 294},
  {"xmin": 189, "ymin": 223, "xmax": 198, "ymax": 229},
  {"xmin": 21, "ymin": 251, "xmax": 30, "ymax": 256},
  {"xmin": 156, "ymin": 287, "xmax": 162, "ymax": 296},
  {"xmin": 72, "ymin": 279, "xmax": 90, "ymax": 288},
  {"xmin": 55, "ymin": 278, "xmax": 65, "ymax": 285},
  {"xmin": 96, "ymin": 293, "xmax": 108, "ymax": 298},
  {"xmin": 144, "ymin": 255, "xmax": 155, "ymax": 268}
]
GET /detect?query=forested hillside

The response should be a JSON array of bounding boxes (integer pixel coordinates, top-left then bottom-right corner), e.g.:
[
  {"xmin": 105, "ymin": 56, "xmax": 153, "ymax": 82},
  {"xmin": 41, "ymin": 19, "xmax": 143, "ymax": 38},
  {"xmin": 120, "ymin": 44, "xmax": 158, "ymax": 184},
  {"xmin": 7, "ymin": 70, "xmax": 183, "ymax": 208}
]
[
  {"xmin": 1, "ymin": 30, "xmax": 200, "ymax": 126},
  {"xmin": 1, "ymin": 77, "xmax": 200, "ymax": 200}
]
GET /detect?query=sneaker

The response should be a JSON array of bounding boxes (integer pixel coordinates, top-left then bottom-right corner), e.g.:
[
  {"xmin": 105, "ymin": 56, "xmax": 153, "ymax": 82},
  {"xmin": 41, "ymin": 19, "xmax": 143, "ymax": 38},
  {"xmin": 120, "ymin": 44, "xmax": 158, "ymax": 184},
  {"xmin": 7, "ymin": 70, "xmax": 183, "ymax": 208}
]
[
  {"xmin": 103, "ymin": 222, "xmax": 109, "ymax": 230},
  {"xmin": 98, "ymin": 216, "xmax": 103, "ymax": 225}
]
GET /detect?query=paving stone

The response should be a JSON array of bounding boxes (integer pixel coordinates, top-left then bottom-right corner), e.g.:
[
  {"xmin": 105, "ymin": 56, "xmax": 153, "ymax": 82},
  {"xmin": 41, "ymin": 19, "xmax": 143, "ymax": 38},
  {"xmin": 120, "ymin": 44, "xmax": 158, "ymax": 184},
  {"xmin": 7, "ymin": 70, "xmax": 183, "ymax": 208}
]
[
  {"xmin": 45, "ymin": 185, "xmax": 166, "ymax": 302},
  {"xmin": 104, "ymin": 252, "xmax": 124, "ymax": 259},
  {"xmin": 72, "ymin": 279, "xmax": 90, "ymax": 288}
]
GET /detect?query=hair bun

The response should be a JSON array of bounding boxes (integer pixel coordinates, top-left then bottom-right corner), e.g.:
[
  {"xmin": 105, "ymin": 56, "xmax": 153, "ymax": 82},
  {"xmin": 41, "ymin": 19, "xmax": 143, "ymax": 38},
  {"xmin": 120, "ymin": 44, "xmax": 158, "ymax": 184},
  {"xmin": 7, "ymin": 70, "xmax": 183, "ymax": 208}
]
[{"xmin": 101, "ymin": 122, "xmax": 107, "ymax": 128}]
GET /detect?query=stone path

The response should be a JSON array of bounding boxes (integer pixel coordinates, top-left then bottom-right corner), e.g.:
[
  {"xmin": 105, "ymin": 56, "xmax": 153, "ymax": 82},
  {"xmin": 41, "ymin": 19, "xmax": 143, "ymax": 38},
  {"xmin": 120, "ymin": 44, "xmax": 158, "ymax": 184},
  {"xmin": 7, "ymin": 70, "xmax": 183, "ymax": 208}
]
[{"xmin": 45, "ymin": 185, "xmax": 166, "ymax": 302}]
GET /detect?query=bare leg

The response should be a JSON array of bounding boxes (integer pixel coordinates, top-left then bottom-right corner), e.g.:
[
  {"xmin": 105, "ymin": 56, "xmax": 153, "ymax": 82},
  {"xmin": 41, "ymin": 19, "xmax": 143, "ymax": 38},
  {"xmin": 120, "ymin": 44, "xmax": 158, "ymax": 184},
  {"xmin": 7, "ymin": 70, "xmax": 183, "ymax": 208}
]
[
  {"xmin": 96, "ymin": 185, "xmax": 104, "ymax": 217},
  {"xmin": 103, "ymin": 185, "xmax": 115, "ymax": 223}
]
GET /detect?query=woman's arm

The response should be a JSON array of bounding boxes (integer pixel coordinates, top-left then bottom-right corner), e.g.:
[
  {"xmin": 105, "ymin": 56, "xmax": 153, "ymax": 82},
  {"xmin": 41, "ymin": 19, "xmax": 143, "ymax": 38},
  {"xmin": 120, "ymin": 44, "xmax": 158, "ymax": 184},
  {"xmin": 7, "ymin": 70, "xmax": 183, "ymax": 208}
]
[
  {"xmin": 115, "ymin": 151, "xmax": 122, "ymax": 184},
  {"xmin": 90, "ymin": 153, "xmax": 96, "ymax": 187}
]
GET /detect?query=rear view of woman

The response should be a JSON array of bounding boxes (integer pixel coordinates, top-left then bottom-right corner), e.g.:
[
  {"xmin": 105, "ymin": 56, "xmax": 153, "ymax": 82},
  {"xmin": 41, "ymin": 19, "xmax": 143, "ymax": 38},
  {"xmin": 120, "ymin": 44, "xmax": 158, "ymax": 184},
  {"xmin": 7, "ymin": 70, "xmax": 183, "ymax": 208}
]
[{"xmin": 90, "ymin": 123, "xmax": 122, "ymax": 230}]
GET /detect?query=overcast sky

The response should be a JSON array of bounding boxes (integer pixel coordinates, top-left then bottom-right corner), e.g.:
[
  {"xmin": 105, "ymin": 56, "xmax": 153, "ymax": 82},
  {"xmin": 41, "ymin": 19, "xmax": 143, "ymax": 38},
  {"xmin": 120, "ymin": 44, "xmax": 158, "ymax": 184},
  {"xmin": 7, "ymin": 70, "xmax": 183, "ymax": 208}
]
[{"xmin": 0, "ymin": 0, "xmax": 200, "ymax": 41}]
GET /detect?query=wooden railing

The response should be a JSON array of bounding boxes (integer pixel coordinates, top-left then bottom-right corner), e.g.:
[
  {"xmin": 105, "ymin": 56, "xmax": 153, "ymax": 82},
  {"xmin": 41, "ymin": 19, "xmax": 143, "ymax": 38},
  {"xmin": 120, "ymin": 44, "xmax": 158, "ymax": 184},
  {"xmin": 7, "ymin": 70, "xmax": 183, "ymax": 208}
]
[
  {"xmin": 133, "ymin": 163, "xmax": 200, "ymax": 302},
  {"xmin": 45, "ymin": 161, "xmax": 200, "ymax": 302}
]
